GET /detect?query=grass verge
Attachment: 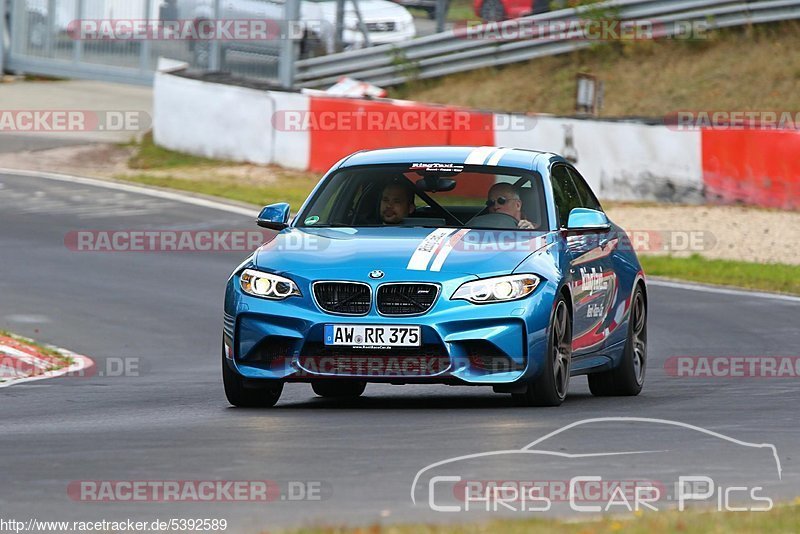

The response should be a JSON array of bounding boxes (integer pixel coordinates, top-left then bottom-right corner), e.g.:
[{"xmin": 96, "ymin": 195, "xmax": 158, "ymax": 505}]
[
  {"xmin": 121, "ymin": 173, "xmax": 317, "ymax": 208},
  {"xmin": 284, "ymin": 503, "xmax": 799, "ymax": 534},
  {"xmin": 118, "ymin": 134, "xmax": 319, "ymax": 207},
  {"xmin": 392, "ymin": 21, "xmax": 800, "ymax": 116},
  {"xmin": 641, "ymin": 255, "xmax": 800, "ymax": 296},
  {"xmin": 407, "ymin": 0, "xmax": 479, "ymax": 22},
  {"xmin": 126, "ymin": 133, "xmax": 232, "ymax": 170}
]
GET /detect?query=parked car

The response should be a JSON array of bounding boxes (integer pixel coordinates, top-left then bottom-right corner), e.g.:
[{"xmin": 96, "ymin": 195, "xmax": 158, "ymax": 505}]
[
  {"xmin": 167, "ymin": 0, "xmax": 417, "ymax": 66},
  {"xmin": 474, "ymin": 0, "xmax": 550, "ymax": 21},
  {"xmin": 13, "ymin": 0, "xmax": 161, "ymax": 50}
]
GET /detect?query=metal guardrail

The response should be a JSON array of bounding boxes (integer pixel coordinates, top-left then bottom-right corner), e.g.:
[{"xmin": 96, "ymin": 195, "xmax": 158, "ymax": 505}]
[
  {"xmin": 295, "ymin": 0, "xmax": 800, "ymax": 88},
  {"xmin": 2, "ymin": 0, "xmax": 300, "ymax": 87}
]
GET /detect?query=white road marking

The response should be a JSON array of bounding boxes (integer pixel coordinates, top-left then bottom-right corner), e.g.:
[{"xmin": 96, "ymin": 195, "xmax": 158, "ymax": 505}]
[
  {"xmin": 0, "ymin": 345, "xmax": 51, "ymax": 369},
  {"xmin": 0, "ymin": 352, "xmax": 93, "ymax": 388},
  {"xmin": 4, "ymin": 314, "xmax": 51, "ymax": 324},
  {"xmin": 648, "ymin": 278, "xmax": 800, "ymax": 304},
  {"xmin": 0, "ymin": 168, "xmax": 256, "ymax": 217}
]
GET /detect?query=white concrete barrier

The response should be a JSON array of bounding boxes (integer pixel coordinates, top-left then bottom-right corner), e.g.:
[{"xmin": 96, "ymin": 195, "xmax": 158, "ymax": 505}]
[
  {"xmin": 153, "ymin": 71, "xmax": 704, "ymax": 203},
  {"xmin": 268, "ymin": 90, "xmax": 311, "ymax": 171},
  {"xmin": 495, "ymin": 115, "xmax": 704, "ymax": 202},
  {"xmin": 153, "ymin": 72, "xmax": 275, "ymax": 165}
]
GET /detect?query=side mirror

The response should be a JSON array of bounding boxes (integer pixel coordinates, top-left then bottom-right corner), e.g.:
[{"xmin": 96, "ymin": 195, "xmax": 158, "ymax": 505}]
[
  {"xmin": 566, "ymin": 208, "xmax": 610, "ymax": 231},
  {"xmin": 256, "ymin": 203, "xmax": 291, "ymax": 230}
]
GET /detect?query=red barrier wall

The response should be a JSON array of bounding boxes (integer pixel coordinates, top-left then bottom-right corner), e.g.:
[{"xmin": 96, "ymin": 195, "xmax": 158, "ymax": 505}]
[
  {"xmin": 307, "ymin": 97, "xmax": 495, "ymax": 173},
  {"xmin": 702, "ymin": 129, "xmax": 800, "ymax": 210}
]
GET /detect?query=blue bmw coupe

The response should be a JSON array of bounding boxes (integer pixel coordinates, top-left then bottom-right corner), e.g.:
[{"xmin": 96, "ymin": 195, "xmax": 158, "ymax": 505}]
[{"xmin": 223, "ymin": 146, "xmax": 647, "ymax": 407}]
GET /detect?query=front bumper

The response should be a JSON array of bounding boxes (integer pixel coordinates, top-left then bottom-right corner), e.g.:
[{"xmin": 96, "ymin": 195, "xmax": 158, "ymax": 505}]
[{"xmin": 224, "ymin": 271, "xmax": 557, "ymax": 385}]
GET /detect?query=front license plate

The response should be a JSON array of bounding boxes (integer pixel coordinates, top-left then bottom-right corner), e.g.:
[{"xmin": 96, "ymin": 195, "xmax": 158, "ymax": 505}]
[{"xmin": 324, "ymin": 325, "xmax": 421, "ymax": 348}]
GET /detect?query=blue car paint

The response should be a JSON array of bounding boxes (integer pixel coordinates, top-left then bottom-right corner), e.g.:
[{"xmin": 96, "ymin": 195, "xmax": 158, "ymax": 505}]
[{"xmin": 223, "ymin": 147, "xmax": 646, "ymax": 387}]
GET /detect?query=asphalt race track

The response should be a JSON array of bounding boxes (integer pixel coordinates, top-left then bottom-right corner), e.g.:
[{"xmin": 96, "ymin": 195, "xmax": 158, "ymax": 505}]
[{"xmin": 1, "ymin": 171, "xmax": 799, "ymax": 530}]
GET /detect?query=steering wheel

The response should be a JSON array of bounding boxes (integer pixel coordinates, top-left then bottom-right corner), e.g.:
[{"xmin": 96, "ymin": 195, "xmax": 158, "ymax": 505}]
[{"xmin": 468, "ymin": 212, "xmax": 519, "ymax": 229}]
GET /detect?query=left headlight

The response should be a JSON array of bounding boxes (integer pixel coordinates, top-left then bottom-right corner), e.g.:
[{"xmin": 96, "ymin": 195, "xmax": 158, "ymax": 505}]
[
  {"xmin": 452, "ymin": 274, "xmax": 540, "ymax": 304},
  {"xmin": 240, "ymin": 269, "xmax": 301, "ymax": 300}
]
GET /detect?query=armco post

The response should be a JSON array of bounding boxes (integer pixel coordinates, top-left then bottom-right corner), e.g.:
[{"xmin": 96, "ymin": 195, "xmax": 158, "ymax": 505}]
[
  {"xmin": 279, "ymin": 0, "xmax": 301, "ymax": 89},
  {"xmin": 0, "ymin": 0, "xmax": 6, "ymax": 75}
]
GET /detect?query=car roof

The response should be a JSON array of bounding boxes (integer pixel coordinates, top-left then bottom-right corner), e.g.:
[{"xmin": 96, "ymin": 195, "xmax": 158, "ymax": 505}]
[{"xmin": 337, "ymin": 146, "xmax": 561, "ymax": 171}]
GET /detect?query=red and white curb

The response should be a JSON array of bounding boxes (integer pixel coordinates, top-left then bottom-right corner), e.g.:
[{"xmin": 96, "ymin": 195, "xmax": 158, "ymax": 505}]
[{"xmin": 0, "ymin": 334, "xmax": 94, "ymax": 388}]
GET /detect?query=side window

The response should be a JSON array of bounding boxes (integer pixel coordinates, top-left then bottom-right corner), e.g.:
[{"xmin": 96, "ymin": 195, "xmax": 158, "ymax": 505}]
[
  {"xmin": 550, "ymin": 165, "xmax": 582, "ymax": 227},
  {"xmin": 568, "ymin": 167, "xmax": 603, "ymax": 212}
]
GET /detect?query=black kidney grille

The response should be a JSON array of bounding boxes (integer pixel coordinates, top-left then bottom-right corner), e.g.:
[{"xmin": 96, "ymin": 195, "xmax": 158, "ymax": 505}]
[
  {"xmin": 314, "ymin": 282, "xmax": 371, "ymax": 315},
  {"xmin": 377, "ymin": 283, "xmax": 438, "ymax": 315}
]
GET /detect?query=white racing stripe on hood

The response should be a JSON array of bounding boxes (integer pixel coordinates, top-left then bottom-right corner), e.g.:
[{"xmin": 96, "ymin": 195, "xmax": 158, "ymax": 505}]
[
  {"xmin": 406, "ymin": 228, "xmax": 457, "ymax": 271},
  {"xmin": 464, "ymin": 146, "xmax": 496, "ymax": 165},
  {"xmin": 430, "ymin": 229, "xmax": 471, "ymax": 272}
]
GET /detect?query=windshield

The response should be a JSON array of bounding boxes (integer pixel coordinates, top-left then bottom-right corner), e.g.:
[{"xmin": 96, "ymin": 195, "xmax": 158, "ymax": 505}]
[{"xmin": 296, "ymin": 164, "xmax": 548, "ymax": 230}]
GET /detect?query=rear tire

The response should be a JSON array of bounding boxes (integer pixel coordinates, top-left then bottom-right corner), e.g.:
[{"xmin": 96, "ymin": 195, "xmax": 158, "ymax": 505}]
[
  {"xmin": 222, "ymin": 348, "xmax": 283, "ymax": 407},
  {"xmin": 312, "ymin": 380, "xmax": 367, "ymax": 398},
  {"xmin": 588, "ymin": 285, "xmax": 647, "ymax": 396},
  {"xmin": 512, "ymin": 295, "xmax": 572, "ymax": 407}
]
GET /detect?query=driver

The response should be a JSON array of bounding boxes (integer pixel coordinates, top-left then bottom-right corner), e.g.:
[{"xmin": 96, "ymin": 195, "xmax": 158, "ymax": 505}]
[
  {"xmin": 380, "ymin": 181, "xmax": 416, "ymax": 225},
  {"xmin": 486, "ymin": 183, "xmax": 537, "ymax": 229}
]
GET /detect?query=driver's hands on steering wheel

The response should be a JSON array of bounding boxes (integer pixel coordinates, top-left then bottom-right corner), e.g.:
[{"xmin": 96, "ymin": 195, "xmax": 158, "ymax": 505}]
[{"xmin": 517, "ymin": 219, "xmax": 537, "ymax": 230}]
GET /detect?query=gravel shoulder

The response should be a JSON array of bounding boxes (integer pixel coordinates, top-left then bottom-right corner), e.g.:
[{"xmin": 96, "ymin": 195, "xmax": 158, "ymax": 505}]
[{"xmin": 605, "ymin": 205, "xmax": 800, "ymax": 266}]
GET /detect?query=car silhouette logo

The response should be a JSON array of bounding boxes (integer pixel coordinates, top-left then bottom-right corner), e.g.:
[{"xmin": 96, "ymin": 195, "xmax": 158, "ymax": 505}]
[{"xmin": 369, "ymin": 270, "xmax": 385, "ymax": 279}]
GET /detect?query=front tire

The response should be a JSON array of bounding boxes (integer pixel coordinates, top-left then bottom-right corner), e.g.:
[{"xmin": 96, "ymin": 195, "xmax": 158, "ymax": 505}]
[
  {"xmin": 588, "ymin": 285, "xmax": 647, "ymax": 396},
  {"xmin": 512, "ymin": 296, "xmax": 572, "ymax": 407},
  {"xmin": 222, "ymin": 348, "xmax": 283, "ymax": 407},
  {"xmin": 312, "ymin": 380, "xmax": 366, "ymax": 398}
]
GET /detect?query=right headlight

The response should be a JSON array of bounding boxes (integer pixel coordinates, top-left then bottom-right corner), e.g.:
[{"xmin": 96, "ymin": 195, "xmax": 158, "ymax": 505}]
[
  {"xmin": 451, "ymin": 274, "xmax": 540, "ymax": 304},
  {"xmin": 239, "ymin": 269, "xmax": 301, "ymax": 300}
]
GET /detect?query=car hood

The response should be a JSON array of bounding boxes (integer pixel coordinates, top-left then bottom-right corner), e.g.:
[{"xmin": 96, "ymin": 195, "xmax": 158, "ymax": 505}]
[{"xmin": 254, "ymin": 227, "xmax": 553, "ymax": 279}]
